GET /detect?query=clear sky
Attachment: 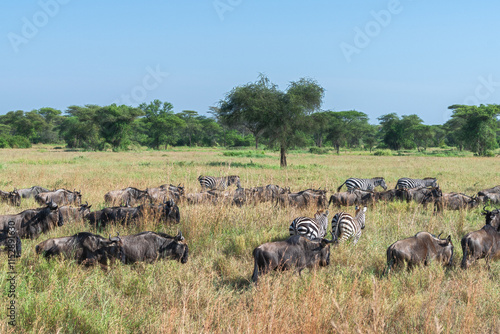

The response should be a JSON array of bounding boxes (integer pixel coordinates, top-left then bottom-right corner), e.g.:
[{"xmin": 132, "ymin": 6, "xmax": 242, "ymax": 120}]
[{"xmin": 1, "ymin": 0, "xmax": 499, "ymax": 124}]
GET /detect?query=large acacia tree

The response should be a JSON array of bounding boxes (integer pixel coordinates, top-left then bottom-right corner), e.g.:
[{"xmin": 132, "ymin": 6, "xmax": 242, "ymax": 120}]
[{"xmin": 219, "ymin": 75, "xmax": 324, "ymax": 167}]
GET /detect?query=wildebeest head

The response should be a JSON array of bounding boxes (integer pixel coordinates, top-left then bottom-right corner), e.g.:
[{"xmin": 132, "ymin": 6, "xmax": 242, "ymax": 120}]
[
  {"xmin": 483, "ymin": 207, "xmax": 500, "ymax": 229},
  {"xmin": 435, "ymin": 233, "xmax": 454, "ymax": 266},
  {"xmin": 159, "ymin": 231, "xmax": 188, "ymax": 263},
  {"xmin": 79, "ymin": 202, "xmax": 92, "ymax": 218},
  {"xmin": 100, "ymin": 234, "xmax": 126, "ymax": 264},
  {"xmin": 43, "ymin": 200, "xmax": 64, "ymax": 227},
  {"xmin": 10, "ymin": 189, "xmax": 21, "ymax": 206}
]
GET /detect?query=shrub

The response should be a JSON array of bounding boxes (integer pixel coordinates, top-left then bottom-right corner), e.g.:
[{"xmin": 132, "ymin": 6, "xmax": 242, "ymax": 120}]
[
  {"xmin": 309, "ymin": 147, "xmax": 330, "ymax": 154},
  {"xmin": 374, "ymin": 149, "xmax": 392, "ymax": 156}
]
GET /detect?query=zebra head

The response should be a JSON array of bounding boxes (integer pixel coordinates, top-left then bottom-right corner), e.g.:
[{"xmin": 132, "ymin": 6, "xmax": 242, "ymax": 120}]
[
  {"xmin": 355, "ymin": 206, "xmax": 368, "ymax": 229},
  {"xmin": 374, "ymin": 177, "xmax": 387, "ymax": 190},
  {"xmin": 423, "ymin": 177, "xmax": 438, "ymax": 188}
]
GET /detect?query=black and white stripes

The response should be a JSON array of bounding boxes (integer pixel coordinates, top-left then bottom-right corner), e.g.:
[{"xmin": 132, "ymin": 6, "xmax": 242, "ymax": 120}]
[
  {"xmin": 198, "ymin": 175, "xmax": 241, "ymax": 191},
  {"xmin": 331, "ymin": 206, "xmax": 367, "ymax": 245},
  {"xmin": 395, "ymin": 178, "xmax": 438, "ymax": 190},
  {"xmin": 289, "ymin": 210, "xmax": 329, "ymax": 239},
  {"xmin": 337, "ymin": 177, "xmax": 387, "ymax": 193}
]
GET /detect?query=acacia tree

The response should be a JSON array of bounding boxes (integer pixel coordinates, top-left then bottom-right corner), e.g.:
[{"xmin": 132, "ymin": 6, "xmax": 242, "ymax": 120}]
[
  {"xmin": 139, "ymin": 100, "xmax": 185, "ymax": 149},
  {"xmin": 218, "ymin": 75, "xmax": 324, "ymax": 167},
  {"xmin": 264, "ymin": 78, "xmax": 324, "ymax": 167},
  {"xmin": 218, "ymin": 74, "xmax": 279, "ymax": 149}
]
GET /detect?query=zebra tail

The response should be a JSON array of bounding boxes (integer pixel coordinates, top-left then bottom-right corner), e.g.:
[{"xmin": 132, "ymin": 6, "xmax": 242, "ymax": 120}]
[{"xmin": 337, "ymin": 181, "xmax": 347, "ymax": 192}]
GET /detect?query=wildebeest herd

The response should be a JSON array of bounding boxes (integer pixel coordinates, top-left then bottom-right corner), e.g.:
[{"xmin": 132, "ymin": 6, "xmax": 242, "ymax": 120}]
[{"xmin": 0, "ymin": 175, "xmax": 499, "ymax": 282}]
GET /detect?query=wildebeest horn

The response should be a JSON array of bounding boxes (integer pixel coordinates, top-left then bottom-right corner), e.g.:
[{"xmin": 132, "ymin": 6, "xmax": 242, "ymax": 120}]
[
  {"xmin": 437, "ymin": 232, "xmax": 443, "ymax": 239},
  {"xmin": 176, "ymin": 231, "xmax": 184, "ymax": 241}
]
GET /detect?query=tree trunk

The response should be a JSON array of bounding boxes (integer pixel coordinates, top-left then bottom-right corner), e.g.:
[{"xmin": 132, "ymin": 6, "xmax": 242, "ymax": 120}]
[
  {"xmin": 280, "ymin": 146, "xmax": 287, "ymax": 168},
  {"xmin": 255, "ymin": 136, "xmax": 259, "ymax": 149},
  {"xmin": 335, "ymin": 144, "xmax": 340, "ymax": 155}
]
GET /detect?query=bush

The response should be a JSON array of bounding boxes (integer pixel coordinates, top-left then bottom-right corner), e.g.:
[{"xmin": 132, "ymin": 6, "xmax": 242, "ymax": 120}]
[
  {"xmin": 484, "ymin": 150, "xmax": 496, "ymax": 157},
  {"xmin": 374, "ymin": 149, "xmax": 392, "ymax": 156},
  {"xmin": 309, "ymin": 147, "xmax": 330, "ymax": 154},
  {"xmin": 8, "ymin": 136, "xmax": 31, "ymax": 148}
]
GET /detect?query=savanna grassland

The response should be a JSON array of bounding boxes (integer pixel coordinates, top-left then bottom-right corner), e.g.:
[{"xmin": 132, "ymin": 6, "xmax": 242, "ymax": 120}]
[{"xmin": 0, "ymin": 147, "xmax": 499, "ymax": 333}]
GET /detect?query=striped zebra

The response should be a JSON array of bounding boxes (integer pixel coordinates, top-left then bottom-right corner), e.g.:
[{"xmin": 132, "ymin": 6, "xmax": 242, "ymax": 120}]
[
  {"xmin": 395, "ymin": 177, "xmax": 438, "ymax": 190},
  {"xmin": 197, "ymin": 175, "xmax": 241, "ymax": 191},
  {"xmin": 289, "ymin": 210, "xmax": 329, "ymax": 239},
  {"xmin": 331, "ymin": 206, "xmax": 367, "ymax": 245},
  {"xmin": 337, "ymin": 177, "xmax": 387, "ymax": 193}
]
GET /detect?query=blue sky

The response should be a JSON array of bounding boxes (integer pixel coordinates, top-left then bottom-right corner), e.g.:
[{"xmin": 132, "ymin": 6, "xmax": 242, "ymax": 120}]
[{"xmin": 1, "ymin": 0, "xmax": 499, "ymax": 124}]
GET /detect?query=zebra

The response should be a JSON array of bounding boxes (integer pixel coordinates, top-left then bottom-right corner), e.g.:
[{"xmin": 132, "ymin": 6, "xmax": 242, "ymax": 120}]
[
  {"xmin": 337, "ymin": 177, "xmax": 387, "ymax": 193},
  {"xmin": 197, "ymin": 175, "xmax": 241, "ymax": 191},
  {"xmin": 395, "ymin": 177, "xmax": 438, "ymax": 190},
  {"xmin": 331, "ymin": 206, "xmax": 367, "ymax": 245},
  {"xmin": 289, "ymin": 210, "xmax": 329, "ymax": 239}
]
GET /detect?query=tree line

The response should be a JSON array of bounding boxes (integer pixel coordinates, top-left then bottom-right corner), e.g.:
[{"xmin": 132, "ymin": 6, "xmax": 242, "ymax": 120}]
[{"xmin": 1, "ymin": 75, "xmax": 499, "ymax": 165}]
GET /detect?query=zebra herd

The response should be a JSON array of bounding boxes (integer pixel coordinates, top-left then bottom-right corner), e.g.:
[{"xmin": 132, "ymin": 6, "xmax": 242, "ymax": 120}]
[
  {"xmin": 288, "ymin": 207, "xmax": 367, "ymax": 245},
  {"xmin": 336, "ymin": 176, "xmax": 438, "ymax": 193}
]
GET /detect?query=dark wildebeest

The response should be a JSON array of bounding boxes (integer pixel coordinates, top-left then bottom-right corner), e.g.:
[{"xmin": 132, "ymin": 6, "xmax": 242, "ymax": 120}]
[
  {"xmin": 120, "ymin": 231, "xmax": 188, "ymax": 264},
  {"xmin": 86, "ymin": 200, "xmax": 179, "ymax": 228},
  {"xmin": 185, "ymin": 190, "xmax": 228, "ymax": 205},
  {"xmin": 477, "ymin": 186, "xmax": 500, "ymax": 204},
  {"xmin": 59, "ymin": 203, "xmax": 92, "ymax": 223},
  {"xmin": 0, "ymin": 189, "xmax": 21, "ymax": 206},
  {"xmin": 386, "ymin": 232, "xmax": 454, "ymax": 274},
  {"xmin": 328, "ymin": 190, "xmax": 376, "ymax": 208},
  {"xmin": 0, "ymin": 201, "xmax": 64, "ymax": 239},
  {"xmin": 252, "ymin": 234, "xmax": 334, "ymax": 283},
  {"xmin": 276, "ymin": 189, "xmax": 326, "ymax": 209},
  {"xmin": 35, "ymin": 232, "xmax": 124, "ymax": 268},
  {"xmin": 232, "ymin": 187, "xmax": 254, "ymax": 207},
  {"xmin": 461, "ymin": 207, "xmax": 500, "ymax": 269},
  {"xmin": 435, "ymin": 193, "xmax": 479, "ymax": 212},
  {"xmin": 35, "ymin": 189, "xmax": 82, "ymax": 207},
  {"xmin": 0, "ymin": 230, "xmax": 22, "ymax": 258},
  {"xmin": 104, "ymin": 187, "xmax": 149, "ymax": 206},
  {"xmin": 17, "ymin": 186, "xmax": 50, "ymax": 199},
  {"xmin": 402, "ymin": 186, "xmax": 442, "ymax": 208}
]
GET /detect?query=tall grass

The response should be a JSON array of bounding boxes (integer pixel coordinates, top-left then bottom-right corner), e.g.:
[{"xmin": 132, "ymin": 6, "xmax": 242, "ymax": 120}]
[{"xmin": 0, "ymin": 147, "xmax": 498, "ymax": 333}]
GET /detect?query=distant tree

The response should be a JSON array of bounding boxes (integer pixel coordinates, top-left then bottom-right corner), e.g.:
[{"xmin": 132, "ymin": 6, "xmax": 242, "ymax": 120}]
[
  {"xmin": 447, "ymin": 104, "xmax": 499, "ymax": 156},
  {"xmin": 324, "ymin": 110, "xmax": 370, "ymax": 153},
  {"xmin": 378, "ymin": 113, "xmax": 425, "ymax": 150},
  {"xmin": 177, "ymin": 110, "xmax": 202, "ymax": 146},
  {"xmin": 139, "ymin": 100, "xmax": 185, "ymax": 149},
  {"xmin": 60, "ymin": 105, "xmax": 101, "ymax": 149},
  {"xmin": 94, "ymin": 105, "xmax": 144, "ymax": 150}
]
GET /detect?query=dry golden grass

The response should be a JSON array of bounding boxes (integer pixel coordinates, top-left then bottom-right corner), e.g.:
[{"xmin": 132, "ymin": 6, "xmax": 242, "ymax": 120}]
[{"xmin": 0, "ymin": 147, "xmax": 499, "ymax": 333}]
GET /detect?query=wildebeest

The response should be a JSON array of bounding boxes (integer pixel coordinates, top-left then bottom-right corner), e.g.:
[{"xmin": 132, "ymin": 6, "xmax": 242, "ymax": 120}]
[
  {"xmin": 104, "ymin": 187, "xmax": 149, "ymax": 206},
  {"xmin": 276, "ymin": 189, "xmax": 327, "ymax": 209},
  {"xmin": 17, "ymin": 186, "xmax": 50, "ymax": 199},
  {"xmin": 120, "ymin": 231, "xmax": 188, "ymax": 264},
  {"xmin": 401, "ymin": 186, "xmax": 442, "ymax": 208},
  {"xmin": 477, "ymin": 185, "xmax": 500, "ymax": 204},
  {"xmin": 35, "ymin": 189, "xmax": 82, "ymax": 207},
  {"xmin": 185, "ymin": 190, "xmax": 230, "ymax": 205},
  {"xmin": 0, "ymin": 189, "xmax": 21, "ymax": 206},
  {"xmin": 386, "ymin": 232, "xmax": 454, "ymax": 274},
  {"xmin": 147, "ymin": 184, "xmax": 185, "ymax": 203},
  {"xmin": 86, "ymin": 200, "xmax": 179, "ymax": 228},
  {"xmin": 0, "ymin": 230, "xmax": 22, "ymax": 258},
  {"xmin": 59, "ymin": 203, "xmax": 92, "ymax": 222},
  {"xmin": 461, "ymin": 207, "xmax": 500, "ymax": 269},
  {"xmin": 328, "ymin": 189, "xmax": 376, "ymax": 208},
  {"xmin": 0, "ymin": 201, "xmax": 64, "ymax": 239},
  {"xmin": 435, "ymin": 193, "xmax": 479, "ymax": 212},
  {"xmin": 35, "ymin": 232, "xmax": 124, "ymax": 268},
  {"xmin": 252, "ymin": 234, "xmax": 334, "ymax": 282}
]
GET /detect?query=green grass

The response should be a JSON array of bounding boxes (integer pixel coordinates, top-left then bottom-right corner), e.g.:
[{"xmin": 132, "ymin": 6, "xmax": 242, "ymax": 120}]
[{"xmin": 0, "ymin": 147, "xmax": 499, "ymax": 333}]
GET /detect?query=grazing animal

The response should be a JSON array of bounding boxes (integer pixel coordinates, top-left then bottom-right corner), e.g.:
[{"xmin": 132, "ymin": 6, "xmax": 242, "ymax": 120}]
[
  {"xmin": 35, "ymin": 189, "xmax": 82, "ymax": 207},
  {"xmin": 386, "ymin": 232, "xmax": 454, "ymax": 274},
  {"xmin": 477, "ymin": 186, "xmax": 500, "ymax": 204},
  {"xmin": 435, "ymin": 193, "xmax": 479, "ymax": 212},
  {"xmin": 251, "ymin": 235, "xmax": 334, "ymax": 282},
  {"xmin": 337, "ymin": 177, "xmax": 387, "ymax": 193},
  {"xmin": 331, "ymin": 206, "xmax": 367, "ymax": 245},
  {"xmin": 0, "ymin": 201, "xmax": 63, "ymax": 239},
  {"xmin": 86, "ymin": 200, "xmax": 179, "ymax": 228},
  {"xmin": 289, "ymin": 210, "xmax": 329, "ymax": 239},
  {"xmin": 104, "ymin": 187, "xmax": 150, "ymax": 206},
  {"xmin": 36, "ymin": 232, "xmax": 124, "ymax": 268},
  {"xmin": 402, "ymin": 186, "xmax": 442, "ymax": 208},
  {"xmin": 395, "ymin": 177, "xmax": 438, "ymax": 190},
  {"xmin": 59, "ymin": 203, "xmax": 92, "ymax": 222},
  {"xmin": 120, "ymin": 231, "xmax": 188, "ymax": 264},
  {"xmin": 328, "ymin": 191, "xmax": 362, "ymax": 208},
  {"xmin": 0, "ymin": 231, "xmax": 22, "ymax": 258},
  {"xmin": 0, "ymin": 189, "xmax": 21, "ymax": 206},
  {"xmin": 17, "ymin": 186, "xmax": 50, "ymax": 199},
  {"xmin": 198, "ymin": 175, "xmax": 241, "ymax": 191},
  {"xmin": 461, "ymin": 207, "xmax": 500, "ymax": 269},
  {"xmin": 147, "ymin": 184, "xmax": 184, "ymax": 203}
]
